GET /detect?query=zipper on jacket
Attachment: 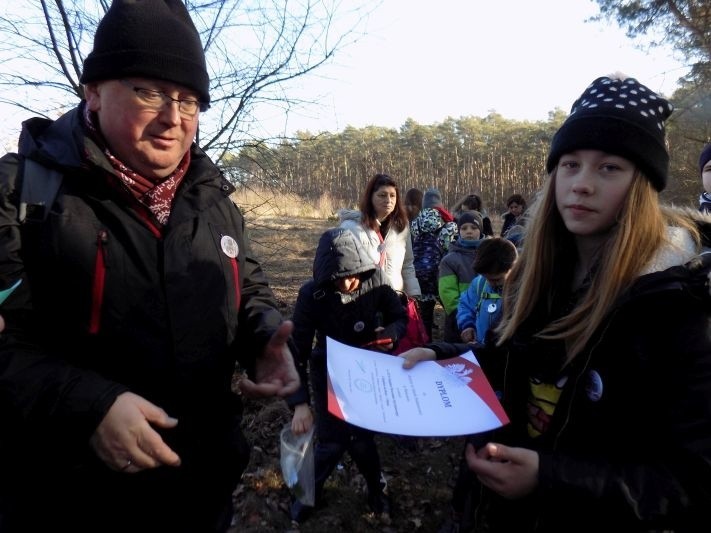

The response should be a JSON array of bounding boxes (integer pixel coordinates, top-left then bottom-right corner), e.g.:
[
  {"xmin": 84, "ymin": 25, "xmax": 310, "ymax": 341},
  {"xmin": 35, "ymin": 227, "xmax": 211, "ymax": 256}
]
[
  {"xmin": 134, "ymin": 206, "xmax": 163, "ymax": 238},
  {"xmin": 229, "ymin": 255, "xmax": 241, "ymax": 311},
  {"xmin": 221, "ymin": 233, "xmax": 241, "ymax": 311},
  {"xmin": 89, "ymin": 230, "xmax": 108, "ymax": 334}
]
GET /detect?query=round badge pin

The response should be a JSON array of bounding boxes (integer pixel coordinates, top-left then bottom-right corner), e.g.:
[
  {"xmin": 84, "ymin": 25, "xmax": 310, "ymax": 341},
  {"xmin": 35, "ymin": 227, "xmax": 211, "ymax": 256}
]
[
  {"xmin": 487, "ymin": 303, "xmax": 497, "ymax": 314},
  {"xmin": 585, "ymin": 370, "xmax": 603, "ymax": 402},
  {"xmin": 353, "ymin": 321, "xmax": 365, "ymax": 332},
  {"xmin": 220, "ymin": 235, "xmax": 239, "ymax": 259}
]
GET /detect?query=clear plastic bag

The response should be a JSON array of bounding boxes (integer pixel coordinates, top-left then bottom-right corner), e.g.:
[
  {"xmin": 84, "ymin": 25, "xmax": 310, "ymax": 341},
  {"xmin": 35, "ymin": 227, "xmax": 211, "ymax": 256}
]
[{"xmin": 279, "ymin": 424, "xmax": 315, "ymax": 505}]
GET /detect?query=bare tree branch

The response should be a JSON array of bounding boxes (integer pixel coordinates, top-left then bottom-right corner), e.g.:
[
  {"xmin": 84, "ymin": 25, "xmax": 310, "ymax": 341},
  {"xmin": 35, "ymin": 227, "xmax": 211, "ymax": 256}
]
[{"xmin": 0, "ymin": 0, "xmax": 374, "ymax": 164}]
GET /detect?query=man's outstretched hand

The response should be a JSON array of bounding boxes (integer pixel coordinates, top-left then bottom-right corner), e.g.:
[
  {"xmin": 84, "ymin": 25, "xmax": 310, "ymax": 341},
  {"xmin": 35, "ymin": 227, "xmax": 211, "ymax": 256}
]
[{"xmin": 238, "ymin": 320, "xmax": 300, "ymax": 398}]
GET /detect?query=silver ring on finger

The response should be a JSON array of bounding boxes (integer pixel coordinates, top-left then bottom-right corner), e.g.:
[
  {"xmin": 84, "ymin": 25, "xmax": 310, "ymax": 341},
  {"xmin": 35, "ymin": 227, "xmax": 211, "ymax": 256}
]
[{"xmin": 121, "ymin": 458, "xmax": 132, "ymax": 471}]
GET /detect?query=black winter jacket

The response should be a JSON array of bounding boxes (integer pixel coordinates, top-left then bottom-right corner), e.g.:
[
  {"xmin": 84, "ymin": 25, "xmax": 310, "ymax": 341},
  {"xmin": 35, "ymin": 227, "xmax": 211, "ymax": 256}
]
[
  {"xmin": 0, "ymin": 106, "xmax": 285, "ymax": 528},
  {"xmin": 428, "ymin": 221, "xmax": 711, "ymax": 532},
  {"xmin": 288, "ymin": 227, "xmax": 408, "ymax": 407}
]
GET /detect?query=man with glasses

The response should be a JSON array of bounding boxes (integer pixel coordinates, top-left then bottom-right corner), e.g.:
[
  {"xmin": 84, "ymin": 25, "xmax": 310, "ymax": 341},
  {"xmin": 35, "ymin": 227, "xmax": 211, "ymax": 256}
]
[{"xmin": 0, "ymin": 1, "xmax": 298, "ymax": 531}]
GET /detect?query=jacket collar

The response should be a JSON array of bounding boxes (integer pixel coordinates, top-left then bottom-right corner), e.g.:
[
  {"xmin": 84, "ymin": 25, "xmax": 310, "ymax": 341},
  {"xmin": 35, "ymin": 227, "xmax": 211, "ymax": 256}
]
[{"xmin": 640, "ymin": 226, "xmax": 697, "ymax": 276}]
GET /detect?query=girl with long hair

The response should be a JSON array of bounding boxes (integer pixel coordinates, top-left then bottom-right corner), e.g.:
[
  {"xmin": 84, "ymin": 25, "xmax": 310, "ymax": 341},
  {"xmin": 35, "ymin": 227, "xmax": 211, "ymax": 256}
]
[{"xmin": 400, "ymin": 74, "xmax": 711, "ymax": 531}]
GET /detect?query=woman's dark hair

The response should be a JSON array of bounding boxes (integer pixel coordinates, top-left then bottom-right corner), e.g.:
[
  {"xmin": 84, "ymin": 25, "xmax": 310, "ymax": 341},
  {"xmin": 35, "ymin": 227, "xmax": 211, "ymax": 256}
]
[
  {"xmin": 473, "ymin": 238, "xmax": 517, "ymax": 275},
  {"xmin": 506, "ymin": 193, "xmax": 526, "ymax": 209},
  {"xmin": 404, "ymin": 188, "xmax": 423, "ymax": 208},
  {"xmin": 359, "ymin": 173, "xmax": 408, "ymax": 232},
  {"xmin": 451, "ymin": 193, "xmax": 483, "ymax": 214}
]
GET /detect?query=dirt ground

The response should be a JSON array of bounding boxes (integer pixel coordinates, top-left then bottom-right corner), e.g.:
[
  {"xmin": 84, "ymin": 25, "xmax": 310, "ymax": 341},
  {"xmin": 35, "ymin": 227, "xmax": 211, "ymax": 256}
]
[{"xmin": 229, "ymin": 216, "xmax": 465, "ymax": 533}]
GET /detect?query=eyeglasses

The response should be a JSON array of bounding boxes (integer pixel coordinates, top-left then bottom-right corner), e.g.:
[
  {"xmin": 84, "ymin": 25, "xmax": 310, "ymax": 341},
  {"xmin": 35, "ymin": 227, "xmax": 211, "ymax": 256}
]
[{"xmin": 119, "ymin": 80, "xmax": 208, "ymax": 118}]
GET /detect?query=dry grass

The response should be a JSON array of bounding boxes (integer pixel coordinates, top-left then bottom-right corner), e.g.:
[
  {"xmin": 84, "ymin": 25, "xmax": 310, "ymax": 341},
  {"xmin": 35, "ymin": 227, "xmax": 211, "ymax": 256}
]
[
  {"xmin": 232, "ymin": 187, "xmax": 344, "ymax": 221},
  {"xmin": 241, "ymin": 215, "xmax": 333, "ymax": 318}
]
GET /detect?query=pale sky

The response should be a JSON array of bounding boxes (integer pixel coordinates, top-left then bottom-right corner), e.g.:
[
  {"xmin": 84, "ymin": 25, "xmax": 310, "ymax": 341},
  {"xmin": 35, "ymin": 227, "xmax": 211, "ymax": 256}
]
[
  {"xmin": 1, "ymin": 0, "xmax": 689, "ymax": 148},
  {"xmin": 253, "ymin": 0, "xmax": 689, "ymax": 139}
]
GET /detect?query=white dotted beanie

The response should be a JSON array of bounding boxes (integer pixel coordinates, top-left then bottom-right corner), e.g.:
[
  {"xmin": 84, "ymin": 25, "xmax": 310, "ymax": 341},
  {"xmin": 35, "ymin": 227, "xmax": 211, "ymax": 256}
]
[{"xmin": 546, "ymin": 75, "xmax": 673, "ymax": 191}]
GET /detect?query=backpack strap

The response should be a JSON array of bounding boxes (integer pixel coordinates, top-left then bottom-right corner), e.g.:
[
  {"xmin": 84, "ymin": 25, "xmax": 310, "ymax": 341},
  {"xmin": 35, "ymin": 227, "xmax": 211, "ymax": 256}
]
[
  {"xmin": 474, "ymin": 276, "xmax": 503, "ymax": 308},
  {"xmin": 474, "ymin": 276, "xmax": 486, "ymax": 314},
  {"xmin": 18, "ymin": 158, "xmax": 63, "ymax": 223}
]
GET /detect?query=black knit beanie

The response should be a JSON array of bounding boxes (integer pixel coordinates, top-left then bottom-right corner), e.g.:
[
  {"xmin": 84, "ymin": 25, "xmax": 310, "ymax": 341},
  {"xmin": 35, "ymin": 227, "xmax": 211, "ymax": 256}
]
[
  {"xmin": 457, "ymin": 210, "xmax": 482, "ymax": 231},
  {"xmin": 80, "ymin": 0, "xmax": 210, "ymax": 104},
  {"xmin": 699, "ymin": 144, "xmax": 711, "ymax": 173},
  {"xmin": 546, "ymin": 75, "xmax": 673, "ymax": 191}
]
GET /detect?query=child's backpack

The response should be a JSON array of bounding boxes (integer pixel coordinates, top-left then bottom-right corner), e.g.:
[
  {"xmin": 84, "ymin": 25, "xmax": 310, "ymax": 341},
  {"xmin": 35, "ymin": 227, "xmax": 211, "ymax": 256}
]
[
  {"xmin": 412, "ymin": 210, "xmax": 456, "ymax": 296},
  {"xmin": 412, "ymin": 231, "xmax": 443, "ymax": 295},
  {"xmin": 473, "ymin": 276, "xmax": 502, "ymax": 343},
  {"xmin": 392, "ymin": 295, "xmax": 429, "ymax": 355}
]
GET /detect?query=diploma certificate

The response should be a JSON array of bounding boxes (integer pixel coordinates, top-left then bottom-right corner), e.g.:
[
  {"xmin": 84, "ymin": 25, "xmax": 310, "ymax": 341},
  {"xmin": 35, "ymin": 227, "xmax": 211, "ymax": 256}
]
[{"xmin": 326, "ymin": 337, "xmax": 509, "ymax": 436}]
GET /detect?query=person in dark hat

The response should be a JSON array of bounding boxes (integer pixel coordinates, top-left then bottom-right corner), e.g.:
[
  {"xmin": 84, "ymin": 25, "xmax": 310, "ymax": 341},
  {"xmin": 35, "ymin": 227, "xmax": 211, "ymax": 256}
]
[
  {"xmin": 438, "ymin": 209, "xmax": 484, "ymax": 342},
  {"xmin": 399, "ymin": 73, "xmax": 711, "ymax": 531},
  {"xmin": 0, "ymin": 1, "xmax": 298, "ymax": 531},
  {"xmin": 699, "ymin": 143, "xmax": 711, "ymax": 214}
]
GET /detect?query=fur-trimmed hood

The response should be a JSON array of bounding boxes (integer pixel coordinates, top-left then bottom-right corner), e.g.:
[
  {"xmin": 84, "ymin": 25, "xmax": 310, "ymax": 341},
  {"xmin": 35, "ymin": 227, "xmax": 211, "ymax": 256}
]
[
  {"xmin": 336, "ymin": 208, "xmax": 362, "ymax": 224},
  {"xmin": 631, "ymin": 208, "xmax": 711, "ymax": 301}
]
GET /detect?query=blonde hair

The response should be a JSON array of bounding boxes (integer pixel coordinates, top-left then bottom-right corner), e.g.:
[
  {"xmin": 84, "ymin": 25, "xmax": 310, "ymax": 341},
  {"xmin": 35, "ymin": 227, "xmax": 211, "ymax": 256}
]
[{"xmin": 496, "ymin": 169, "xmax": 700, "ymax": 362}]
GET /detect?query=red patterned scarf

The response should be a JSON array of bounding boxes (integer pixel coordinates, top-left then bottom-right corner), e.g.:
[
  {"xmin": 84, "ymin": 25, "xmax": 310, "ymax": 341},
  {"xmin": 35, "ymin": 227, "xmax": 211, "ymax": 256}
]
[{"xmin": 83, "ymin": 105, "xmax": 188, "ymax": 226}]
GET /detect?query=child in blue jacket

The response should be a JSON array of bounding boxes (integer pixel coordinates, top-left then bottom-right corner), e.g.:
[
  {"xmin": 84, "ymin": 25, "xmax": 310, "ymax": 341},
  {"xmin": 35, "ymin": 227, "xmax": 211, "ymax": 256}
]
[
  {"xmin": 438, "ymin": 210, "xmax": 484, "ymax": 342},
  {"xmin": 456, "ymin": 238, "xmax": 517, "ymax": 345}
]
